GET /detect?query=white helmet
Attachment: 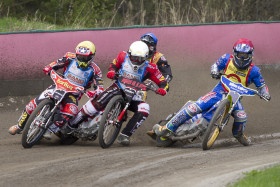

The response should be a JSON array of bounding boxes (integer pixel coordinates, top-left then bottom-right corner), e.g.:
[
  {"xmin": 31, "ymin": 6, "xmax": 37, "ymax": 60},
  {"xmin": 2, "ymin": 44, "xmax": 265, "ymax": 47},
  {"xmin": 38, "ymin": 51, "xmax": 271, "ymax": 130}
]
[{"xmin": 128, "ymin": 41, "xmax": 149, "ymax": 71}]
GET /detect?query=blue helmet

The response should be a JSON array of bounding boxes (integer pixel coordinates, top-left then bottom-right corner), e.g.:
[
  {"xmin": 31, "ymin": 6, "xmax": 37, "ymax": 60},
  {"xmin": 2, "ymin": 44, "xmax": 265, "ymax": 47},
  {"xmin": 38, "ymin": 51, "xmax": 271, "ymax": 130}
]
[{"xmin": 140, "ymin": 33, "xmax": 158, "ymax": 58}]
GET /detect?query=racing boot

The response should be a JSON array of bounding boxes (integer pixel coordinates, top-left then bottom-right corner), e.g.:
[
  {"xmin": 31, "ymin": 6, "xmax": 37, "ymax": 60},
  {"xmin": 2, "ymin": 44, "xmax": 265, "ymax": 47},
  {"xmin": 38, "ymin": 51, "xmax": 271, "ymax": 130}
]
[
  {"xmin": 146, "ymin": 129, "xmax": 157, "ymax": 140},
  {"xmin": 8, "ymin": 110, "xmax": 30, "ymax": 135},
  {"xmin": 8, "ymin": 125, "xmax": 22, "ymax": 135},
  {"xmin": 234, "ymin": 134, "xmax": 251, "ymax": 146},
  {"xmin": 153, "ymin": 124, "xmax": 174, "ymax": 139},
  {"xmin": 117, "ymin": 133, "xmax": 130, "ymax": 146}
]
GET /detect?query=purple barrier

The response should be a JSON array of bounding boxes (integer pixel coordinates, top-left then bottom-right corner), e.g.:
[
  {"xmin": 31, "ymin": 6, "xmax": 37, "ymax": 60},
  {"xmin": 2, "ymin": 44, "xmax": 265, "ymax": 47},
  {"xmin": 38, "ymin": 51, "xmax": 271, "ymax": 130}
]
[{"xmin": 0, "ymin": 22, "xmax": 279, "ymax": 80}]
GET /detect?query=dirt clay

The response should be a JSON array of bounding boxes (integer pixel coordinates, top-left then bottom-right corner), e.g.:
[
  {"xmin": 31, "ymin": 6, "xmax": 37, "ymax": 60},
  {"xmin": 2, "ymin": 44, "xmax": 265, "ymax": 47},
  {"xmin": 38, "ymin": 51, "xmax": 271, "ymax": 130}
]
[{"xmin": 0, "ymin": 67, "xmax": 280, "ymax": 187}]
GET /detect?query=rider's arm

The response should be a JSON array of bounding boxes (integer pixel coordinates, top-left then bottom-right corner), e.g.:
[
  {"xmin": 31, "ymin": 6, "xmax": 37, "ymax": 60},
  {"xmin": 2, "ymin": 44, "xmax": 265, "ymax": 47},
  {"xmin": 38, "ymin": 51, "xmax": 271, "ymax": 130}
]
[
  {"xmin": 250, "ymin": 66, "xmax": 271, "ymax": 100},
  {"xmin": 211, "ymin": 54, "xmax": 231, "ymax": 71},
  {"xmin": 156, "ymin": 55, "xmax": 173, "ymax": 83},
  {"xmin": 108, "ymin": 51, "xmax": 126, "ymax": 72},
  {"xmin": 147, "ymin": 64, "xmax": 169, "ymax": 91},
  {"xmin": 85, "ymin": 62, "xmax": 104, "ymax": 90},
  {"xmin": 211, "ymin": 53, "xmax": 231, "ymax": 79},
  {"xmin": 43, "ymin": 52, "xmax": 74, "ymax": 74}
]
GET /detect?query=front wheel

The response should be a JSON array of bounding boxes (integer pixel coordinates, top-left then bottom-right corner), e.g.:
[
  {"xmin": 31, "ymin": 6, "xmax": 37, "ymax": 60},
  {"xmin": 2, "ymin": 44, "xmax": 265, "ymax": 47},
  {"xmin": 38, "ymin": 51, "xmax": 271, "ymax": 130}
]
[
  {"xmin": 22, "ymin": 99, "xmax": 55, "ymax": 148},
  {"xmin": 98, "ymin": 95, "xmax": 125, "ymax": 148},
  {"xmin": 202, "ymin": 99, "xmax": 230, "ymax": 150}
]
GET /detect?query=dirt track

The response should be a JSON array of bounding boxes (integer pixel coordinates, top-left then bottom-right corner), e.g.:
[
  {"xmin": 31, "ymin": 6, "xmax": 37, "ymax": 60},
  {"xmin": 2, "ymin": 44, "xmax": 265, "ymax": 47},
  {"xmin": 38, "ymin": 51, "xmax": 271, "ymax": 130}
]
[{"xmin": 0, "ymin": 67, "xmax": 280, "ymax": 187}]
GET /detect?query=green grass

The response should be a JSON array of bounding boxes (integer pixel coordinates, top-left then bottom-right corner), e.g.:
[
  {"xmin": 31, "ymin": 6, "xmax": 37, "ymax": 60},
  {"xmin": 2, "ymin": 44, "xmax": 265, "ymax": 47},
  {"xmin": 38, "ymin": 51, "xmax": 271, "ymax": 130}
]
[
  {"xmin": 0, "ymin": 17, "xmax": 80, "ymax": 33},
  {"xmin": 229, "ymin": 165, "xmax": 280, "ymax": 187}
]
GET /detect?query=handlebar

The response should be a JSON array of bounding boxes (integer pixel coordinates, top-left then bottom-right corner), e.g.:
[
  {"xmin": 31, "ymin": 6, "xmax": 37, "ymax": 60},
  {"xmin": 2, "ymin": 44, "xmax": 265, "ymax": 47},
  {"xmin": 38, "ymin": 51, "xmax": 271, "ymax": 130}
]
[{"xmin": 219, "ymin": 72, "xmax": 270, "ymax": 101}]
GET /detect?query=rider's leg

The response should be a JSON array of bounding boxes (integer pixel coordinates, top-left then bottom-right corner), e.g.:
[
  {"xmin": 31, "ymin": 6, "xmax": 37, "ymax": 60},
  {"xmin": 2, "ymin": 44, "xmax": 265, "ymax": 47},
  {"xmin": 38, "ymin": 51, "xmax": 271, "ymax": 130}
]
[
  {"xmin": 69, "ymin": 84, "xmax": 121, "ymax": 128},
  {"xmin": 49, "ymin": 96, "xmax": 79, "ymax": 133},
  {"xmin": 8, "ymin": 99, "xmax": 37, "ymax": 135},
  {"xmin": 118, "ymin": 102, "xmax": 149, "ymax": 146},
  {"xmin": 9, "ymin": 85, "xmax": 54, "ymax": 135},
  {"xmin": 231, "ymin": 102, "xmax": 250, "ymax": 146},
  {"xmin": 155, "ymin": 91, "xmax": 221, "ymax": 137}
]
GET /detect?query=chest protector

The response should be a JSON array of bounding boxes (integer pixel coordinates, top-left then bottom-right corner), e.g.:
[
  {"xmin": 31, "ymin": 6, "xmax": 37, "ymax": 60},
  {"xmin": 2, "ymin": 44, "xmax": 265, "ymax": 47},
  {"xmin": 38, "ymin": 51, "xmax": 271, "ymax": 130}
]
[
  {"xmin": 223, "ymin": 55, "xmax": 251, "ymax": 87},
  {"xmin": 64, "ymin": 60, "xmax": 94, "ymax": 87},
  {"xmin": 119, "ymin": 54, "xmax": 149, "ymax": 81}
]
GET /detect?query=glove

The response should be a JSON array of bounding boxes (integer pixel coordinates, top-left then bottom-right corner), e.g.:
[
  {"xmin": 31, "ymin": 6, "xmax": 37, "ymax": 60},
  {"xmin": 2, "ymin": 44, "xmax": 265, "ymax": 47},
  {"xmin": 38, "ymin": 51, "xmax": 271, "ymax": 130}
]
[
  {"xmin": 211, "ymin": 63, "xmax": 220, "ymax": 79},
  {"xmin": 86, "ymin": 86, "xmax": 104, "ymax": 98},
  {"xmin": 156, "ymin": 88, "xmax": 167, "ymax": 96},
  {"xmin": 261, "ymin": 93, "xmax": 271, "ymax": 101},
  {"xmin": 107, "ymin": 71, "xmax": 116, "ymax": 80},
  {"xmin": 211, "ymin": 71, "xmax": 220, "ymax": 79},
  {"xmin": 43, "ymin": 66, "xmax": 52, "ymax": 75}
]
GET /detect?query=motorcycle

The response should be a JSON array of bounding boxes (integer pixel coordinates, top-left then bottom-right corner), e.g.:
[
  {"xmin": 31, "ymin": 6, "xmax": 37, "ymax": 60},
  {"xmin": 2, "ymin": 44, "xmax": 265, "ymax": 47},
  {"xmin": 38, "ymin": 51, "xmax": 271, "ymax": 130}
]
[
  {"xmin": 22, "ymin": 70, "xmax": 86, "ymax": 148},
  {"xmin": 97, "ymin": 75, "xmax": 157, "ymax": 148},
  {"xmin": 148, "ymin": 74, "xmax": 269, "ymax": 149}
]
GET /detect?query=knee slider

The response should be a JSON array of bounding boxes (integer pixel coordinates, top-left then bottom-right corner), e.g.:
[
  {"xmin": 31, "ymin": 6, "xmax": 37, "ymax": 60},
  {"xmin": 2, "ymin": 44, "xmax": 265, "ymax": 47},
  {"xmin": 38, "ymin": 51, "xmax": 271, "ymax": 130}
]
[
  {"xmin": 138, "ymin": 102, "xmax": 150, "ymax": 116},
  {"xmin": 232, "ymin": 110, "xmax": 247, "ymax": 123},
  {"xmin": 82, "ymin": 100, "xmax": 98, "ymax": 116},
  {"xmin": 184, "ymin": 101, "xmax": 201, "ymax": 117}
]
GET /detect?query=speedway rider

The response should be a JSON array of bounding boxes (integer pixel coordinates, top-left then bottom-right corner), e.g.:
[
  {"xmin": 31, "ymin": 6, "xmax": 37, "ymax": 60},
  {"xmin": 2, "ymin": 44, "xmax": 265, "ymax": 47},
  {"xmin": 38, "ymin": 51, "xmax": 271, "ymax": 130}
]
[
  {"xmin": 140, "ymin": 33, "xmax": 173, "ymax": 84},
  {"xmin": 153, "ymin": 38, "xmax": 271, "ymax": 146},
  {"xmin": 68, "ymin": 41, "xmax": 168, "ymax": 146},
  {"xmin": 8, "ymin": 41, "xmax": 103, "ymax": 137}
]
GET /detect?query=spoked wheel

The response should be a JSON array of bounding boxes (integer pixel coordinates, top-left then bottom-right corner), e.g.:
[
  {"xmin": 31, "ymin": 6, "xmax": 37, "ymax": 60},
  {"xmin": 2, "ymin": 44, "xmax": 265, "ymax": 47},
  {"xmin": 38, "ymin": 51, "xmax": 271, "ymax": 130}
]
[
  {"xmin": 202, "ymin": 99, "xmax": 230, "ymax": 150},
  {"xmin": 22, "ymin": 99, "xmax": 54, "ymax": 148},
  {"xmin": 98, "ymin": 95, "xmax": 125, "ymax": 148}
]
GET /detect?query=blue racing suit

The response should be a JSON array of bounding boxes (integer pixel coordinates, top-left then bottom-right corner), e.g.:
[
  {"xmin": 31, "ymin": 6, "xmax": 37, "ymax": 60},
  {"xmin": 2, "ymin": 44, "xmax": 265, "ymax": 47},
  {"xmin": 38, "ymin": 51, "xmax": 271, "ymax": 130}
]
[{"xmin": 166, "ymin": 53, "xmax": 270, "ymax": 136}]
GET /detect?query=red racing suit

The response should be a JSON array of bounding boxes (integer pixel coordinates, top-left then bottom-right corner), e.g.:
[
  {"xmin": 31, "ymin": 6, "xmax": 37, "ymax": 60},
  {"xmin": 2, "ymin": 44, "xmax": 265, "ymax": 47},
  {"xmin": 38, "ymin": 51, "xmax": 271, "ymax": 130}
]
[
  {"xmin": 71, "ymin": 51, "xmax": 168, "ymax": 137},
  {"xmin": 17, "ymin": 52, "xmax": 103, "ymax": 130}
]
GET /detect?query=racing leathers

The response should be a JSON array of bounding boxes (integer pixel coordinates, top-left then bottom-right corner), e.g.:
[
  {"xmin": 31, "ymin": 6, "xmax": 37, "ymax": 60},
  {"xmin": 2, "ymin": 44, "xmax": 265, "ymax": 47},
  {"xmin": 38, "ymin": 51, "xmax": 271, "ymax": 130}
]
[
  {"xmin": 70, "ymin": 50, "xmax": 168, "ymax": 138},
  {"xmin": 161, "ymin": 53, "xmax": 270, "ymax": 138},
  {"xmin": 147, "ymin": 51, "xmax": 173, "ymax": 84},
  {"xmin": 13, "ymin": 52, "xmax": 103, "ymax": 133}
]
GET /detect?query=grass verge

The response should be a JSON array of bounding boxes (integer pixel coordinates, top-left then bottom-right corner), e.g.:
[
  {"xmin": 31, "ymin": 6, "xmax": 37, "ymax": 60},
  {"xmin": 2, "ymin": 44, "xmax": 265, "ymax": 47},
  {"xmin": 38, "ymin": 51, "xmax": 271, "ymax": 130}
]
[{"xmin": 229, "ymin": 164, "xmax": 280, "ymax": 187}]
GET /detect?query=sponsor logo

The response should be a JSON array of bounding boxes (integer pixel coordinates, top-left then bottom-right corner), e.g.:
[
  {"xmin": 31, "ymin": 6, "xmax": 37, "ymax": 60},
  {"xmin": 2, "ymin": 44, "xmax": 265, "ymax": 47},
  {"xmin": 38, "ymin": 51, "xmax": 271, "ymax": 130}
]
[
  {"xmin": 229, "ymin": 82, "xmax": 248, "ymax": 93},
  {"xmin": 122, "ymin": 71, "xmax": 140, "ymax": 80},
  {"xmin": 172, "ymin": 111, "xmax": 186, "ymax": 125},
  {"xmin": 69, "ymin": 95, "xmax": 77, "ymax": 103},
  {"xmin": 26, "ymin": 102, "xmax": 35, "ymax": 113},
  {"xmin": 235, "ymin": 71, "xmax": 246, "ymax": 77},
  {"xmin": 237, "ymin": 111, "xmax": 247, "ymax": 118},
  {"xmin": 66, "ymin": 74, "xmax": 85, "ymax": 86},
  {"xmin": 19, "ymin": 112, "xmax": 28, "ymax": 126},
  {"xmin": 188, "ymin": 104, "xmax": 197, "ymax": 113},
  {"xmin": 201, "ymin": 92, "xmax": 216, "ymax": 100},
  {"xmin": 69, "ymin": 105, "xmax": 78, "ymax": 114}
]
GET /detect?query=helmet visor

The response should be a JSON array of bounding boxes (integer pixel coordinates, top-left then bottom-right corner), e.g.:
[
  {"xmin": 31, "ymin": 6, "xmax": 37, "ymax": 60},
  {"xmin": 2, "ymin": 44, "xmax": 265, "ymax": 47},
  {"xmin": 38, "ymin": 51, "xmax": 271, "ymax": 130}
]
[
  {"xmin": 77, "ymin": 54, "xmax": 92, "ymax": 63},
  {"xmin": 130, "ymin": 55, "xmax": 146, "ymax": 65},
  {"xmin": 236, "ymin": 52, "xmax": 249, "ymax": 60}
]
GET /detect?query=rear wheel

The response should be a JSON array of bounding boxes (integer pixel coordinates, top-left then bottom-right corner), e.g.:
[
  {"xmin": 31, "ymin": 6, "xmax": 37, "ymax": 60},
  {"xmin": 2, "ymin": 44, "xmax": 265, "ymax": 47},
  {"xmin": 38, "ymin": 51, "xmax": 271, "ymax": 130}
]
[
  {"xmin": 22, "ymin": 99, "xmax": 55, "ymax": 148},
  {"xmin": 98, "ymin": 95, "xmax": 125, "ymax": 148},
  {"xmin": 202, "ymin": 99, "xmax": 230, "ymax": 150}
]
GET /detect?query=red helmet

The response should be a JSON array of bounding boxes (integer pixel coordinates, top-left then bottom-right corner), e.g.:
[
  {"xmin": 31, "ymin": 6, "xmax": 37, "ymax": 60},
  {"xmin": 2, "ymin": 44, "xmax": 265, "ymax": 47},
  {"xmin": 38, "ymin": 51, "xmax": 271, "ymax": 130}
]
[{"xmin": 233, "ymin": 38, "xmax": 254, "ymax": 70}]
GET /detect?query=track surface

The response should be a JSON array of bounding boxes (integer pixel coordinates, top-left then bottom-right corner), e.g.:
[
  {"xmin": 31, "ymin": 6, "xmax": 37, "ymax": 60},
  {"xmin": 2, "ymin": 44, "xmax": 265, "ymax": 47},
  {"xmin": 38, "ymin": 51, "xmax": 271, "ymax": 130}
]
[{"xmin": 0, "ymin": 67, "xmax": 280, "ymax": 187}]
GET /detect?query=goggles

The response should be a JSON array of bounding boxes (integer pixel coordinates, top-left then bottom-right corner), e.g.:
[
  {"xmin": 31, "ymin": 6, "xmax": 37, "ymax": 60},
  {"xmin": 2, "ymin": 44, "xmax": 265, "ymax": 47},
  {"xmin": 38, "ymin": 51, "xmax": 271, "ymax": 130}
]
[
  {"xmin": 236, "ymin": 52, "xmax": 250, "ymax": 60},
  {"xmin": 130, "ymin": 55, "xmax": 146, "ymax": 64},
  {"xmin": 77, "ymin": 54, "xmax": 92, "ymax": 62}
]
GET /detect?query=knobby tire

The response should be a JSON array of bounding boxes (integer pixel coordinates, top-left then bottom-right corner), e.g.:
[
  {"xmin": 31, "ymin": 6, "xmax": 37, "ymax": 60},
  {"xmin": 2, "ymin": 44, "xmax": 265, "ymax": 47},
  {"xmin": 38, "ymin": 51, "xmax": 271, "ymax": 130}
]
[
  {"xmin": 98, "ymin": 95, "xmax": 125, "ymax": 148},
  {"xmin": 21, "ymin": 99, "xmax": 55, "ymax": 148},
  {"xmin": 202, "ymin": 99, "xmax": 230, "ymax": 150}
]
